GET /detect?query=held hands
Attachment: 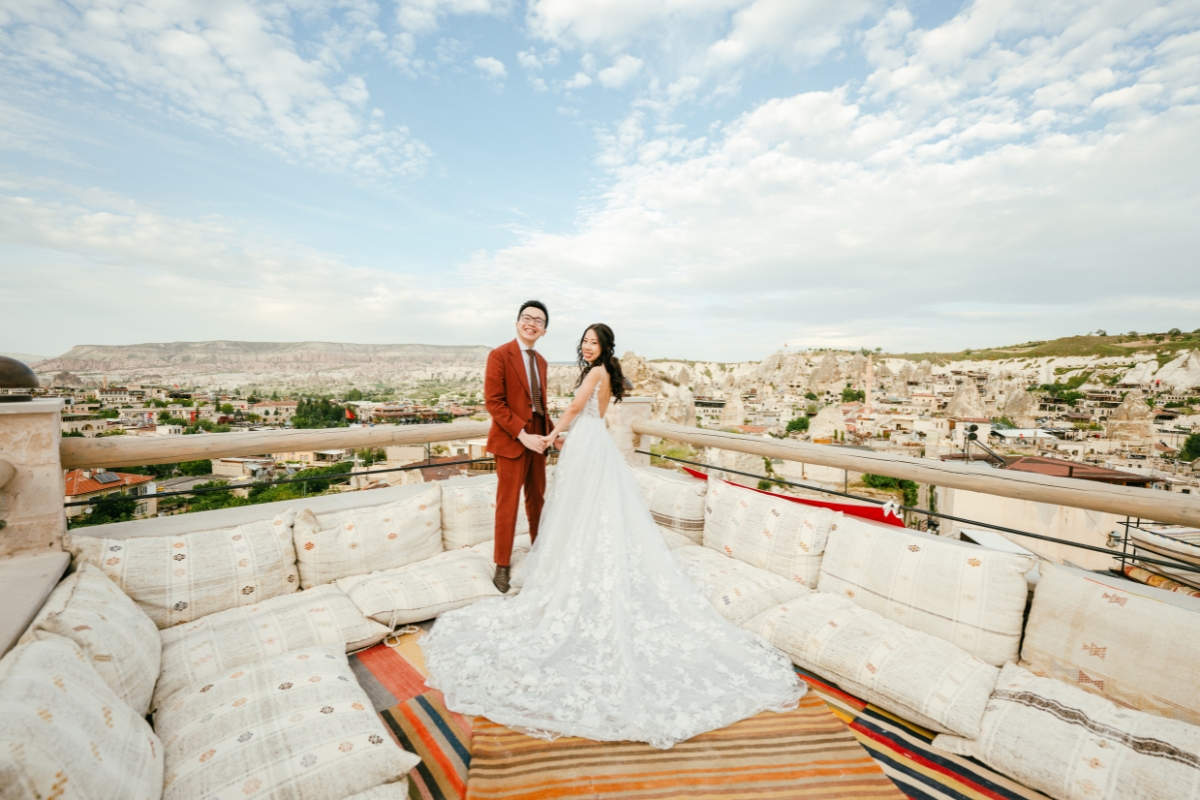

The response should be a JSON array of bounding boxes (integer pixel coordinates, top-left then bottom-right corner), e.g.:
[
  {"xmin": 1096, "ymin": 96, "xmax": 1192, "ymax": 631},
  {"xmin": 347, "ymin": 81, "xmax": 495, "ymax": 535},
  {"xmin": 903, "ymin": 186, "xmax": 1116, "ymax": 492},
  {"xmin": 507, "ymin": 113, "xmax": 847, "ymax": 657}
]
[{"xmin": 518, "ymin": 430, "xmax": 546, "ymax": 453}]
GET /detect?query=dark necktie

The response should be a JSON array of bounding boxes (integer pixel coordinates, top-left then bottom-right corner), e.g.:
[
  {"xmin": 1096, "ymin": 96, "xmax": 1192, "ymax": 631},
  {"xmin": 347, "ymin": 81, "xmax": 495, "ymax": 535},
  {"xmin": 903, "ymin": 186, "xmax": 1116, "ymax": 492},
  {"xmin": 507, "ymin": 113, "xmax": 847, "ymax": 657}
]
[{"xmin": 526, "ymin": 349, "xmax": 544, "ymax": 415}]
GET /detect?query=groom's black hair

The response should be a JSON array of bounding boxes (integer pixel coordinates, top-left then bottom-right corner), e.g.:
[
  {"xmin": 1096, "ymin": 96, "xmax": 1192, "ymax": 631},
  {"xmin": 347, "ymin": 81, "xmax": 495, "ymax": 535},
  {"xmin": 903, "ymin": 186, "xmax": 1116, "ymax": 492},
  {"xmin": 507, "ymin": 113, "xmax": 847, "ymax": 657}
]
[{"xmin": 518, "ymin": 300, "xmax": 549, "ymax": 328}]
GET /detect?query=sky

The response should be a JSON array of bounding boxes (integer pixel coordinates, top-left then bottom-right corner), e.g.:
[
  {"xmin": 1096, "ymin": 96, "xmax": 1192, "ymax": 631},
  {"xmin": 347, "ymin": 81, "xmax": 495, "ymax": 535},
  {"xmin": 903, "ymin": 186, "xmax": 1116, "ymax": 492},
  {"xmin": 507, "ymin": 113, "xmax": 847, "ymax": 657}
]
[{"xmin": 1, "ymin": 0, "xmax": 1198, "ymax": 363}]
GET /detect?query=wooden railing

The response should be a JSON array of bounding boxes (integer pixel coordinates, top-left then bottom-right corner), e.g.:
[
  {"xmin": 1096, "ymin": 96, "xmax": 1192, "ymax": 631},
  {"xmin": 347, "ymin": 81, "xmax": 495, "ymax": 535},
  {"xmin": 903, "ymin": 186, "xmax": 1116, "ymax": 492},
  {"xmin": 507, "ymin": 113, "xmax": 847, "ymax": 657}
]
[
  {"xmin": 632, "ymin": 420, "xmax": 1200, "ymax": 528},
  {"xmin": 59, "ymin": 421, "xmax": 491, "ymax": 469}
]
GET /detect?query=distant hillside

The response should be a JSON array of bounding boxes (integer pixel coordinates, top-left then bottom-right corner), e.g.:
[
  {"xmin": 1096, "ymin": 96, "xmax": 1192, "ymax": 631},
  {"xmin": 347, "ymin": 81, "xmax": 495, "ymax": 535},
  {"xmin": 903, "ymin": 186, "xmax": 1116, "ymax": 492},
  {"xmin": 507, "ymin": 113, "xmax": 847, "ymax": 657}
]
[
  {"xmin": 0, "ymin": 352, "xmax": 49, "ymax": 365},
  {"xmin": 32, "ymin": 340, "xmax": 492, "ymax": 392},
  {"xmin": 891, "ymin": 330, "xmax": 1200, "ymax": 364}
]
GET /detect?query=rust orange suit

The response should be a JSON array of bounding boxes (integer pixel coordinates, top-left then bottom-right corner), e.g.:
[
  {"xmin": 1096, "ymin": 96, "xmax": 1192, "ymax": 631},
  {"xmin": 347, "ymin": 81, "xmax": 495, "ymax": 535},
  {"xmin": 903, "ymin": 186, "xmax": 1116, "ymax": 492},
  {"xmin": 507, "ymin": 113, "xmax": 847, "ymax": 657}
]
[{"xmin": 485, "ymin": 339, "xmax": 551, "ymax": 566}]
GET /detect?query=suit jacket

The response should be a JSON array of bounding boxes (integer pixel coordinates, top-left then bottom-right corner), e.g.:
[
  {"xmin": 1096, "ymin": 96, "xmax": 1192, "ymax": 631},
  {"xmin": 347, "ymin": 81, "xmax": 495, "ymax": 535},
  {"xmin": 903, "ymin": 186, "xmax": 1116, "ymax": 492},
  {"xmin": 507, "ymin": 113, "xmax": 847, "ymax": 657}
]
[{"xmin": 485, "ymin": 339, "xmax": 551, "ymax": 459}]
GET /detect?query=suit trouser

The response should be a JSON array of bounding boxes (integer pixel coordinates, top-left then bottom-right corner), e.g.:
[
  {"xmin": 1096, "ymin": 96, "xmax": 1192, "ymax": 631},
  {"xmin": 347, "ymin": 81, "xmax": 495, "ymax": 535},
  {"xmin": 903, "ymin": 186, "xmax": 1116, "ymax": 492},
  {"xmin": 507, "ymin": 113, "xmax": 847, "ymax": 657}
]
[{"xmin": 493, "ymin": 412, "xmax": 547, "ymax": 567}]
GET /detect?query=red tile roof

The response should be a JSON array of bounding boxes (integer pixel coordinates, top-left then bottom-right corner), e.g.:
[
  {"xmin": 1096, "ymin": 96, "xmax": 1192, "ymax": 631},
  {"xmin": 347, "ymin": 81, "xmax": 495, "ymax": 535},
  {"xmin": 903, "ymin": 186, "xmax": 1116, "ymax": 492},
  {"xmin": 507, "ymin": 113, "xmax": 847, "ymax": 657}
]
[
  {"xmin": 64, "ymin": 470, "xmax": 153, "ymax": 497},
  {"xmin": 1002, "ymin": 457, "xmax": 1155, "ymax": 485}
]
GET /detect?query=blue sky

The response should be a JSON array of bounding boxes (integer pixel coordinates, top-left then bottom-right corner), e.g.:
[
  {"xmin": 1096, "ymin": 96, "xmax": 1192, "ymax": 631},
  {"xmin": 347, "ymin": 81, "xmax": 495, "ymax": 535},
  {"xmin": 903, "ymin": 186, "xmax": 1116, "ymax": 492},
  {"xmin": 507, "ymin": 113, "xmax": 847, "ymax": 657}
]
[{"xmin": 1, "ymin": 0, "xmax": 1198, "ymax": 362}]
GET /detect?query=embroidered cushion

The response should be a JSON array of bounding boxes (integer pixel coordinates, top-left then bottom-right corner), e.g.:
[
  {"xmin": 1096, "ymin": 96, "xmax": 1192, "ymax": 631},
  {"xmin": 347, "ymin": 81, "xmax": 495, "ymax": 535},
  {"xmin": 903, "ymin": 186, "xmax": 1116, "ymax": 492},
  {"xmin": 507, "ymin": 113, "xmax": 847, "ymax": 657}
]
[
  {"xmin": 18, "ymin": 562, "xmax": 161, "ymax": 715},
  {"xmin": 632, "ymin": 467, "xmax": 707, "ymax": 543},
  {"xmin": 336, "ymin": 549, "xmax": 501, "ymax": 626},
  {"xmin": 934, "ymin": 663, "xmax": 1200, "ymax": 800},
  {"xmin": 154, "ymin": 646, "xmax": 420, "ymax": 800},
  {"xmin": 344, "ymin": 782, "xmax": 410, "ymax": 799},
  {"xmin": 0, "ymin": 637, "xmax": 163, "ymax": 800},
  {"xmin": 660, "ymin": 526, "xmax": 697, "ymax": 550},
  {"xmin": 818, "ymin": 517, "xmax": 1033, "ymax": 666},
  {"xmin": 674, "ymin": 545, "xmax": 810, "ymax": 627},
  {"xmin": 702, "ymin": 478, "xmax": 836, "ymax": 589},
  {"xmin": 153, "ymin": 584, "xmax": 389, "ymax": 711},
  {"xmin": 748, "ymin": 593, "xmax": 998, "ymax": 737},
  {"xmin": 66, "ymin": 509, "xmax": 300, "ymax": 629},
  {"xmin": 1020, "ymin": 562, "xmax": 1200, "ymax": 726},
  {"xmin": 440, "ymin": 475, "xmax": 530, "ymax": 550},
  {"xmin": 293, "ymin": 485, "xmax": 443, "ymax": 589}
]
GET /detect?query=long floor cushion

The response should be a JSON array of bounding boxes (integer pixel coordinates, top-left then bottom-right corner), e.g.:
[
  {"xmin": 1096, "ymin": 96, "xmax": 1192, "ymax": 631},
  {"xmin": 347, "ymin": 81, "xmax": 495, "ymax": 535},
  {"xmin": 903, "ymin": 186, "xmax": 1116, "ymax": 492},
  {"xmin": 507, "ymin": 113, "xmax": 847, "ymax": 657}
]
[
  {"xmin": 632, "ymin": 466, "xmax": 707, "ymax": 543},
  {"xmin": 747, "ymin": 592, "xmax": 999, "ymax": 737},
  {"xmin": 19, "ymin": 561, "xmax": 161, "ymax": 715},
  {"xmin": 935, "ymin": 663, "xmax": 1200, "ymax": 800},
  {"xmin": 470, "ymin": 533, "xmax": 532, "ymax": 590},
  {"xmin": 0, "ymin": 637, "xmax": 163, "ymax": 800},
  {"xmin": 1020, "ymin": 561, "xmax": 1200, "ymax": 726},
  {"xmin": 154, "ymin": 646, "xmax": 419, "ymax": 800},
  {"xmin": 818, "ymin": 516, "xmax": 1033, "ymax": 666},
  {"xmin": 153, "ymin": 584, "xmax": 389, "ymax": 711},
  {"xmin": 335, "ymin": 549, "xmax": 502, "ymax": 626},
  {"xmin": 673, "ymin": 545, "xmax": 810, "ymax": 627},
  {"xmin": 293, "ymin": 484, "xmax": 443, "ymax": 589},
  {"xmin": 66, "ymin": 509, "xmax": 301, "ymax": 629}
]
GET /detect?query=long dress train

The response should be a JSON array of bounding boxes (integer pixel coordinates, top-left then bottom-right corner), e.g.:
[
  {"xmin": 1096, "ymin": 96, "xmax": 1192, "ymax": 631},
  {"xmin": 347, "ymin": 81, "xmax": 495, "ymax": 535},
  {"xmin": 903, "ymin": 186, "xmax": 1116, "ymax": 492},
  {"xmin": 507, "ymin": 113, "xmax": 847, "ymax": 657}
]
[{"xmin": 419, "ymin": 384, "xmax": 804, "ymax": 749}]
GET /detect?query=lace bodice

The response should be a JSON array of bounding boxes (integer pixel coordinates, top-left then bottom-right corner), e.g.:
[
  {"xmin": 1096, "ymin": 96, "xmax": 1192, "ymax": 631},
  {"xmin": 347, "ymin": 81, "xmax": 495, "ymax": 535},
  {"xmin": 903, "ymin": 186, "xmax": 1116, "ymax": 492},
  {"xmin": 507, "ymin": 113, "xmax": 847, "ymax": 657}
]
[{"xmin": 578, "ymin": 382, "xmax": 602, "ymax": 420}]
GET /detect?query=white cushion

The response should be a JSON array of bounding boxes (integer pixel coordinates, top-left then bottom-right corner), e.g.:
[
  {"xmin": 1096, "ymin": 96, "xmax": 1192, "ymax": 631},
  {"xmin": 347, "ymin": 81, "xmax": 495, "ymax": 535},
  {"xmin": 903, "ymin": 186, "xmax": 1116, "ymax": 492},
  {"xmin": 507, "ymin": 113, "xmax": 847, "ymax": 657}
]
[
  {"xmin": 66, "ymin": 509, "xmax": 300, "ymax": 629},
  {"xmin": 1020, "ymin": 562, "xmax": 1200, "ymax": 726},
  {"xmin": 294, "ymin": 485, "xmax": 443, "ymax": 589},
  {"xmin": 748, "ymin": 593, "xmax": 998, "ymax": 737},
  {"xmin": 439, "ymin": 475, "xmax": 530, "ymax": 550},
  {"xmin": 336, "ymin": 549, "xmax": 501, "ymax": 626},
  {"xmin": 935, "ymin": 663, "xmax": 1200, "ymax": 800},
  {"xmin": 155, "ymin": 646, "xmax": 420, "ymax": 800},
  {"xmin": 470, "ymin": 533, "xmax": 532, "ymax": 590},
  {"xmin": 19, "ymin": 562, "xmax": 161, "ymax": 715},
  {"xmin": 818, "ymin": 517, "xmax": 1033, "ymax": 666},
  {"xmin": 660, "ymin": 526, "xmax": 696, "ymax": 550},
  {"xmin": 674, "ymin": 545, "xmax": 810, "ymax": 627},
  {"xmin": 154, "ymin": 584, "xmax": 389, "ymax": 711},
  {"xmin": 633, "ymin": 466, "xmax": 707, "ymax": 543},
  {"xmin": 702, "ymin": 478, "xmax": 836, "ymax": 589},
  {"xmin": 0, "ymin": 637, "xmax": 164, "ymax": 800},
  {"xmin": 344, "ymin": 782, "xmax": 410, "ymax": 799}
]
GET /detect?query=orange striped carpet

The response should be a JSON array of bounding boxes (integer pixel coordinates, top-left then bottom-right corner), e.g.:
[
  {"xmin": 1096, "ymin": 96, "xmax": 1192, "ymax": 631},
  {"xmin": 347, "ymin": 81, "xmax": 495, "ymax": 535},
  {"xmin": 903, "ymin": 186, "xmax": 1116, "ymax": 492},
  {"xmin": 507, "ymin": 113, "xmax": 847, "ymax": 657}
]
[{"xmin": 464, "ymin": 692, "xmax": 907, "ymax": 799}]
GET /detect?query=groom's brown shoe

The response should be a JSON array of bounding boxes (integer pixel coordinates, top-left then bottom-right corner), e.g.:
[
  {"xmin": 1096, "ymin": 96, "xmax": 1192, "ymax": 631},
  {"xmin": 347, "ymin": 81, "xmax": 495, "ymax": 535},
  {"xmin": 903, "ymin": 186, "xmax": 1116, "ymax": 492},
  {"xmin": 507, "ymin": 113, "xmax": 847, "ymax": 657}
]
[{"xmin": 493, "ymin": 565, "xmax": 511, "ymax": 594}]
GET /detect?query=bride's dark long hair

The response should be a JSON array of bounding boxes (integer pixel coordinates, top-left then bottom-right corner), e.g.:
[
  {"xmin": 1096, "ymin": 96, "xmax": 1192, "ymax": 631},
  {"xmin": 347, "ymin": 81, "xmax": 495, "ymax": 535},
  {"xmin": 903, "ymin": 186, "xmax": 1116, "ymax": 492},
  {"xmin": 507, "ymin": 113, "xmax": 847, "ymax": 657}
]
[{"xmin": 576, "ymin": 323, "xmax": 626, "ymax": 403}]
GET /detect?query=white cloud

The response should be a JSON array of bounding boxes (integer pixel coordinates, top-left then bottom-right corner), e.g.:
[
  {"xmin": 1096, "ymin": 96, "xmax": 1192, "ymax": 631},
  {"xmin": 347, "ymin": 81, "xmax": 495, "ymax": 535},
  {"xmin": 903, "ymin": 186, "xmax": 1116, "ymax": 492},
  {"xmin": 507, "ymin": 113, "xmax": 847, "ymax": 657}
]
[
  {"xmin": 598, "ymin": 55, "xmax": 644, "ymax": 88},
  {"xmin": 474, "ymin": 56, "xmax": 507, "ymax": 79},
  {"xmin": 563, "ymin": 72, "xmax": 593, "ymax": 89},
  {"xmin": 0, "ymin": 0, "xmax": 431, "ymax": 178},
  {"xmin": 396, "ymin": 0, "xmax": 511, "ymax": 34},
  {"xmin": 708, "ymin": 0, "xmax": 880, "ymax": 66}
]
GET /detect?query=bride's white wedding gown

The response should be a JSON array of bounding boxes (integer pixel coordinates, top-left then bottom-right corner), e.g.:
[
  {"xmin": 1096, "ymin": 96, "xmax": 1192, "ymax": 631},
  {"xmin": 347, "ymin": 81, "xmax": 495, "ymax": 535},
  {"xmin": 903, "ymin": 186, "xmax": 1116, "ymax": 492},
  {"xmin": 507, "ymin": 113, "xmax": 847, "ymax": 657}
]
[{"xmin": 420, "ymin": 384, "xmax": 804, "ymax": 749}]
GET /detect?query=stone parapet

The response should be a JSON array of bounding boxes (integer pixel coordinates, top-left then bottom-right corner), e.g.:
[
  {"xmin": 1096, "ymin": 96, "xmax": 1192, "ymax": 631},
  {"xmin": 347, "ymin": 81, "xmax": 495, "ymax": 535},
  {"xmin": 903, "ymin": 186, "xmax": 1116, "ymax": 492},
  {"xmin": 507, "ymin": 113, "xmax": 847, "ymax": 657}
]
[
  {"xmin": 605, "ymin": 397, "xmax": 655, "ymax": 468},
  {"xmin": 0, "ymin": 399, "xmax": 66, "ymax": 557}
]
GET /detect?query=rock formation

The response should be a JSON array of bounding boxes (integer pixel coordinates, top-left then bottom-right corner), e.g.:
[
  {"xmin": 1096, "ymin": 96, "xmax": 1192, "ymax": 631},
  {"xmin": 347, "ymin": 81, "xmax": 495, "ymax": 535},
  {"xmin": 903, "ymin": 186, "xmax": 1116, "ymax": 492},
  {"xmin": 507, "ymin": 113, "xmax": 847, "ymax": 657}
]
[
  {"xmin": 1000, "ymin": 388, "xmax": 1039, "ymax": 428},
  {"xmin": 944, "ymin": 381, "xmax": 985, "ymax": 418},
  {"xmin": 1105, "ymin": 390, "xmax": 1153, "ymax": 441},
  {"xmin": 808, "ymin": 406, "xmax": 847, "ymax": 442}
]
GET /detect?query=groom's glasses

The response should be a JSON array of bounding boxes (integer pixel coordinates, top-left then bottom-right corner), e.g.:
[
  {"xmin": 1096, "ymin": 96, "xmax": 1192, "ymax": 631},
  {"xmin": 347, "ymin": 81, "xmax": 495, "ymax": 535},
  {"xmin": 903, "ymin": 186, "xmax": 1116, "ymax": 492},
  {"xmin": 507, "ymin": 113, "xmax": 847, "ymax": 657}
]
[{"xmin": 519, "ymin": 315, "xmax": 546, "ymax": 328}]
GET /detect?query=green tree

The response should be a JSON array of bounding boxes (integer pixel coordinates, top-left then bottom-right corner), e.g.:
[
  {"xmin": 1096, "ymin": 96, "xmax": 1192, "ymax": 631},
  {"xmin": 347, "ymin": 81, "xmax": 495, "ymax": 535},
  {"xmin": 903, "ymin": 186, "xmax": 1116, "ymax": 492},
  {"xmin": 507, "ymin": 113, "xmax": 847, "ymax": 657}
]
[
  {"xmin": 841, "ymin": 387, "xmax": 865, "ymax": 403},
  {"xmin": 62, "ymin": 430, "xmax": 85, "ymax": 438},
  {"xmin": 180, "ymin": 459, "xmax": 212, "ymax": 476},
  {"xmin": 785, "ymin": 416, "xmax": 810, "ymax": 433},
  {"xmin": 69, "ymin": 493, "xmax": 138, "ymax": 528},
  {"xmin": 1181, "ymin": 434, "xmax": 1200, "ymax": 463},
  {"xmin": 293, "ymin": 398, "xmax": 350, "ymax": 429},
  {"xmin": 804, "ymin": 391, "xmax": 819, "ymax": 401},
  {"xmin": 862, "ymin": 474, "xmax": 919, "ymax": 507},
  {"xmin": 345, "ymin": 388, "xmax": 364, "ymax": 401},
  {"xmin": 96, "ymin": 408, "xmax": 120, "ymax": 418},
  {"xmin": 220, "ymin": 403, "xmax": 235, "ymax": 414}
]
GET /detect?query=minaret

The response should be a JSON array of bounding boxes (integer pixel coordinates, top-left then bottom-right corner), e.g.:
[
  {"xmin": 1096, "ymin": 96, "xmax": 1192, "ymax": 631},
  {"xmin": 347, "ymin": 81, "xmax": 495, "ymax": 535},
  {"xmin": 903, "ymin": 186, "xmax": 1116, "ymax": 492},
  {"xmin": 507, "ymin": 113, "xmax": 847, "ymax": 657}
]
[{"xmin": 864, "ymin": 355, "xmax": 874, "ymax": 413}]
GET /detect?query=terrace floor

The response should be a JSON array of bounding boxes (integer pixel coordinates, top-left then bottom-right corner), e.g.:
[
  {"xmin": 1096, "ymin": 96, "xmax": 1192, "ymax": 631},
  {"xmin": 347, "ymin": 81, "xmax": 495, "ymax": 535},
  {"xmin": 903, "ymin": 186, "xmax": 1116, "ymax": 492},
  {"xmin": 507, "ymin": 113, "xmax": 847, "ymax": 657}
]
[{"xmin": 356, "ymin": 626, "xmax": 1050, "ymax": 800}]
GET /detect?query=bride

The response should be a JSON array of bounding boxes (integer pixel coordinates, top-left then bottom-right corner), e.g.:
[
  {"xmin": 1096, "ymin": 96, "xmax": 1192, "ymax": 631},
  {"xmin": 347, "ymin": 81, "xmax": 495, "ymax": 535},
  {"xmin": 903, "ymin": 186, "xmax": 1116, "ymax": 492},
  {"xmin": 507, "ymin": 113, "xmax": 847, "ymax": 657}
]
[{"xmin": 420, "ymin": 323, "xmax": 804, "ymax": 749}]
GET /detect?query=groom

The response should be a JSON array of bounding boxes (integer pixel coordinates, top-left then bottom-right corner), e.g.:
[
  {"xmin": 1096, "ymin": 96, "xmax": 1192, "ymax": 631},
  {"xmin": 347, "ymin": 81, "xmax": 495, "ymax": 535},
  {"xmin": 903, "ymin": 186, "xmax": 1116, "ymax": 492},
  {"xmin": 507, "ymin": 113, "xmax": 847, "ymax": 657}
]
[{"xmin": 485, "ymin": 300, "xmax": 555, "ymax": 593}]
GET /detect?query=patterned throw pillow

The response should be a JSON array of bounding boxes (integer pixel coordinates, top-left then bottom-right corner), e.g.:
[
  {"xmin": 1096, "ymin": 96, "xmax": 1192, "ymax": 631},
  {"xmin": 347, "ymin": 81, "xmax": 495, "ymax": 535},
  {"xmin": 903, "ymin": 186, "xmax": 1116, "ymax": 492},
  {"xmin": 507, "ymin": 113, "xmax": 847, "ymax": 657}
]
[
  {"xmin": 674, "ymin": 545, "xmax": 810, "ymax": 627},
  {"xmin": 0, "ymin": 637, "xmax": 164, "ymax": 800},
  {"xmin": 934, "ymin": 663, "xmax": 1200, "ymax": 800},
  {"xmin": 818, "ymin": 516, "xmax": 1033, "ymax": 666},
  {"xmin": 293, "ymin": 485, "xmax": 443, "ymax": 589},
  {"xmin": 440, "ymin": 475, "xmax": 530, "ymax": 550},
  {"xmin": 154, "ymin": 646, "xmax": 420, "ymax": 800},
  {"xmin": 19, "ymin": 562, "xmax": 161, "ymax": 715},
  {"xmin": 632, "ymin": 467, "xmax": 707, "ymax": 543},
  {"xmin": 1020, "ymin": 562, "xmax": 1200, "ymax": 726},
  {"xmin": 153, "ymin": 584, "xmax": 389, "ymax": 710},
  {"xmin": 336, "ymin": 549, "xmax": 501, "ymax": 626},
  {"xmin": 748, "ymin": 593, "xmax": 998, "ymax": 737},
  {"xmin": 702, "ymin": 478, "xmax": 837, "ymax": 588},
  {"xmin": 66, "ymin": 509, "xmax": 300, "ymax": 629}
]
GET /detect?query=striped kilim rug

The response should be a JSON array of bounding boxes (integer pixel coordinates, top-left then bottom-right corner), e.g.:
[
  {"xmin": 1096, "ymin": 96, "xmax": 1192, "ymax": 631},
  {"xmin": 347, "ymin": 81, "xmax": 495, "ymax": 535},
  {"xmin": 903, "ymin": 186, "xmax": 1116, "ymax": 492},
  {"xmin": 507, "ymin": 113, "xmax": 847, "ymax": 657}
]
[
  {"xmin": 465, "ymin": 693, "xmax": 905, "ymax": 799},
  {"xmin": 351, "ymin": 628, "xmax": 1050, "ymax": 800}
]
